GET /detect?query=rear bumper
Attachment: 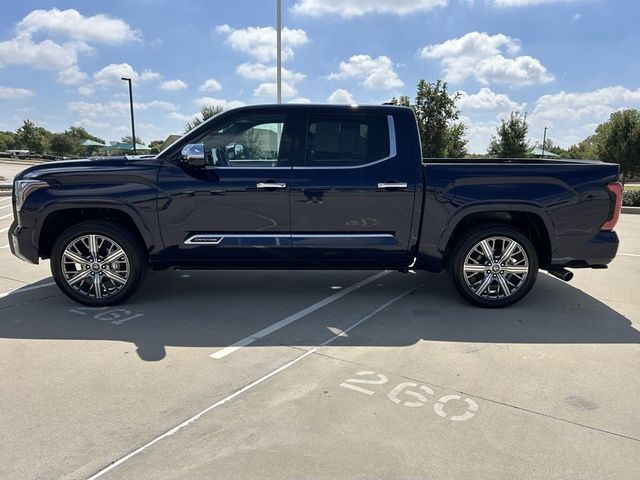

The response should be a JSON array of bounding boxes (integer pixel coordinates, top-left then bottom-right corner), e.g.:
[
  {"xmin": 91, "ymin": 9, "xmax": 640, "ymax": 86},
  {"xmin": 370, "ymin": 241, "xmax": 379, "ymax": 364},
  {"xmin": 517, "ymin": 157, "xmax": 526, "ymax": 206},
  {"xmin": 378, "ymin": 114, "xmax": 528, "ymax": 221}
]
[
  {"xmin": 550, "ymin": 230, "xmax": 619, "ymax": 268},
  {"xmin": 8, "ymin": 221, "xmax": 39, "ymax": 264}
]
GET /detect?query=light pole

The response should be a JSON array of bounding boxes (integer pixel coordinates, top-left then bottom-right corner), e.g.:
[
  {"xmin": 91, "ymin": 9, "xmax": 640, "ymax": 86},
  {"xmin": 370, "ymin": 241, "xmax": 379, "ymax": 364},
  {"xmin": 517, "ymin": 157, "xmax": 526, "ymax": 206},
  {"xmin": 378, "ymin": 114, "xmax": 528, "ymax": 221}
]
[
  {"xmin": 276, "ymin": 0, "xmax": 282, "ymax": 104},
  {"xmin": 121, "ymin": 76, "xmax": 137, "ymax": 154},
  {"xmin": 541, "ymin": 126, "xmax": 548, "ymax": 158}
]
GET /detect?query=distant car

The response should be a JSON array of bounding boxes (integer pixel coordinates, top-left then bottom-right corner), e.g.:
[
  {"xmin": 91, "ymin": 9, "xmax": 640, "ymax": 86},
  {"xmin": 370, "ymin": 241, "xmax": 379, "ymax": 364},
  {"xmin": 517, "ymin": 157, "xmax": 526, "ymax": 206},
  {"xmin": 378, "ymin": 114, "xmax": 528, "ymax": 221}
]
[
  {"xmin": 8, "ymin": 104, "xmax": 622, "ymax": 308},
  {"xmin": 6, "ymin": 149, "xmax": 30, "ymax": 158}
]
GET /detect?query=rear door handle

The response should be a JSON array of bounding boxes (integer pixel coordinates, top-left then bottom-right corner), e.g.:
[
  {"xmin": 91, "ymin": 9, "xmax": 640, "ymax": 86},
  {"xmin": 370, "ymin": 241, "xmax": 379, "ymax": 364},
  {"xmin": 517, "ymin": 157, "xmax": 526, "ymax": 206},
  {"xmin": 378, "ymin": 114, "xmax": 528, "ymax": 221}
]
[
  {"xmin": 378, "ymin": 182, "xmax": 408, "ymax": 189},
  {"xmin": 257, "ymin": 182, "xmax": 287, "ymax": 189}
]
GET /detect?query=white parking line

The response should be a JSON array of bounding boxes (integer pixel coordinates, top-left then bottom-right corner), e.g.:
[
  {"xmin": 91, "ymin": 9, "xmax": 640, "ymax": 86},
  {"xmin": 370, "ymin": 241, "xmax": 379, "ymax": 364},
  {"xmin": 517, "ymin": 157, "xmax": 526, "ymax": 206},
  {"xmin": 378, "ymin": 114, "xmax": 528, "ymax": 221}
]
[
  {"xmin": 619, "ymin": 253, "xmax": 640, "ymax": 258},
  {"xmin": 210, "ymin": 270, "xmax": 390, "ymax": 359},
  {"xmin": 0, "ymin": 203, "xmax": 12, "ymax": 210},
  {"xmin": 0, "ymin": 227, "xmax": 10, "ymax": 234},
  {"xmin": 0, "ymin": 212, "xmax": 13, "ymax": 220},
  {"xmin": 0, "ymin": 244, "xmax": 9, "ymax": 249},
  {"xmin": 86, "ymin": 283, "xmax": 420, "ymax": 480},
  {"xmin": 0, "ymin": 281, "xmax": 56, "ymax": 299}
]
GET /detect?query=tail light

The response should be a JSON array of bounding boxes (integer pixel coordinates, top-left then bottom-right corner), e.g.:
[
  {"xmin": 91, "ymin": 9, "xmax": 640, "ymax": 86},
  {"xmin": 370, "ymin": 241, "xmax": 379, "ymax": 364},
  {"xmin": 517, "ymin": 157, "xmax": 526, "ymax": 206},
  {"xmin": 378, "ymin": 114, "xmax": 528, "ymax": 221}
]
[{"xmin": 601, "ymin": 182, "xmax": 623, "ymax": 231}]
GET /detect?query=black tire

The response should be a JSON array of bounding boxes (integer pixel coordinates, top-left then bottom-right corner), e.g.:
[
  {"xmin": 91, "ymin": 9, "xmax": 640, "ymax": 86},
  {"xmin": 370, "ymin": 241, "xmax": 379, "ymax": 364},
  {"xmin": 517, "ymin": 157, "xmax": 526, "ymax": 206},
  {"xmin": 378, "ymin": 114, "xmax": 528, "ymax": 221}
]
[
  {"xmin": 51, "ymin": 221, "xmax": 147, "ymax": 306},
  {"xmin": 447, "ymin": 224, "xmax": 538, "ymax": 308}
]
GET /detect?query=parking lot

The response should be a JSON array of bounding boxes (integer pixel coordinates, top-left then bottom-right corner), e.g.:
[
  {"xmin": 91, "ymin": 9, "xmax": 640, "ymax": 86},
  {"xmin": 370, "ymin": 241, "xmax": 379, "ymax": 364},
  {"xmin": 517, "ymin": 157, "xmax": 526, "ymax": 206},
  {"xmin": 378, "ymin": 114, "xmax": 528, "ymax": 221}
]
[{"xmin": 0, "ymin": 191, "xmax": 639, "ymax": 479}]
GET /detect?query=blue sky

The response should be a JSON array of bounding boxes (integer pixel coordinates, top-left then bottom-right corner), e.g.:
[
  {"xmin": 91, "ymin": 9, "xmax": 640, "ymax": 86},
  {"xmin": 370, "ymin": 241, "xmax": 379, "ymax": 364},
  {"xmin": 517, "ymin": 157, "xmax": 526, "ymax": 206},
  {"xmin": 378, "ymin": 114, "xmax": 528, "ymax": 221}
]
[{"xmin": 1, "ymin": 0, "xmax": 639, "ymax": 152}]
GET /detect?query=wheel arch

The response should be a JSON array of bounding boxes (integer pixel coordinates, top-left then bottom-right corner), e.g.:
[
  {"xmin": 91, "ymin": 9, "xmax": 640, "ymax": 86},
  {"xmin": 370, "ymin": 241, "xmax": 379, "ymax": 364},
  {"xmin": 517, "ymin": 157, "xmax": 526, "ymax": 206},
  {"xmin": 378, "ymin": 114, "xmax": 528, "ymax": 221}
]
[
  {"xmin": 440, "ymin": 206, "xmax": 555, "ymax": 269},
  {"xmin": 38, "ymin": 205, "xmax": 152, "ymax": 260}
]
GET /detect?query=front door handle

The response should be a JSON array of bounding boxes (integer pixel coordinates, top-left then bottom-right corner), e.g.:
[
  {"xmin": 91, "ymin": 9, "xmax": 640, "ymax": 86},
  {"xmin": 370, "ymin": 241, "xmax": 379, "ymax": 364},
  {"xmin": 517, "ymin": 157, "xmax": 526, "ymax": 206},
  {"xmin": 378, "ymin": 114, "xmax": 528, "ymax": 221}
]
[
  {"xmin": 257, "ymin": 182, "xmax": 287, "ymax": 189},
  {"xmin": 378, "ymin": 182, "xmax": 408, "ymax": 189}
]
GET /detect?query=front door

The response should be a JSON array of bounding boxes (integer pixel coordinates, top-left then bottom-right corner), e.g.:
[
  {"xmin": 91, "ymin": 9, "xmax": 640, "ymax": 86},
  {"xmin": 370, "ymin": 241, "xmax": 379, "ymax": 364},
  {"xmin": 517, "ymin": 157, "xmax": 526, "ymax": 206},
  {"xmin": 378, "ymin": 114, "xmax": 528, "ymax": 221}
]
[
  {"xmin": 289, "ymin": 112, "xmax": 418, "ymax": 267},
  {"xmin": 157, "ymin": 110, "xmax": 293, "ymax": 266}
]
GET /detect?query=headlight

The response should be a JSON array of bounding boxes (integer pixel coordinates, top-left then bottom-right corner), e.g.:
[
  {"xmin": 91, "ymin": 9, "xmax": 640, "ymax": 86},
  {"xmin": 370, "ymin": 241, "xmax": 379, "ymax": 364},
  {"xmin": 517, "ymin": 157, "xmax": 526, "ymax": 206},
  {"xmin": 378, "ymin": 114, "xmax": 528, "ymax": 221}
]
[{"xmin": 14, "ymin": 179, "xmax": 48, "ymax": 211}]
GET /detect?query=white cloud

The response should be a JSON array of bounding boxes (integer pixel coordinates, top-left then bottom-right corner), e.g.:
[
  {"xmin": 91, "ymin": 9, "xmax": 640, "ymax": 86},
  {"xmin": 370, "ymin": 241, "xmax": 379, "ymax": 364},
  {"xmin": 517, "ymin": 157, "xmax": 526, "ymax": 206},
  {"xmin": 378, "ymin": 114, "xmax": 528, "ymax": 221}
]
[
  {"xmin": 459, "ymin": 115, "xmax": 500, "ymax": 154},
  {"xmin": 17, "ymin": 8, "xmax": 140, "ymax": 45},
  {"xmin": 289, "ymin": 97, "xmax": 312, "ymax": 104},
  {"xmin": 159, "ymin": 79, "xmax": 188, "ymax": 91},
  {"xmin": 0, "ymin": 35, "xmax": 87, "ymax": 71},
  {"xmin": 215, "ymin": 24, "xmax": 309, "ymax": 62},
  {"xmin": 292, "ymin": 0, "xmax": 447, "ymax": 17},
  {"xmin": 69, "ymin": 99, "xmax": 177, "ymax": 118},
  {"xmin": 57, "ymin": 65, "xmax": 88, "ymax": 85},
  {"xmin": 199, "ymin": 78, "xmax": 222, "ymax": 92},
  {"xmin": 0, "ymin": 86, "xmax": 35, "ymax": 99},
  {"xmin": 531, "ymin": 86, "xmax": 640, "ymax": 122},
  {"xmin": 77, "ymin": 86, "xmax": 94, "ymax": 96},
  {"xmin": 195, "ymin": 97, "xmax": 245, "ymax": 110},
  {"xmin": 236, "ymin": 63, "xmax": 306, "ymax": 82},
  {"xmin": 72, "ymin": 118, "xmax": 111, "ymax": 129},
  {"xmin": 167, "ymin": 112, "xmax": 193, "ymax": 122},
  {"xmin": 94, "ymin": 63, "xmax": 162, "ymax": 86},
  {"xmin": 491, "ymin": 0, "xmax": 581, "ymax": 6},
  {"xmin": 419, "ymin": 32, "xmax": 554, "ymax": 85},
  {"xmin": 254, "ymin": 82, "xmax": 298, "ymax": 99},
  {"xmin": 457, "ymin": 88, "xmax": 524, "ymax": 112},
  {"xmin": 140, "ymin": 70, "xmax": 163, "ymax": 82},
  {"xmin": 329, "ymin": 55, "xmax": 403, "ymax": 90},
  {"xmin": 0, "ymin": 8, "xmax": 139, "ymax": 89},
  {"xmin": 327, "ymin": 89, "xmax": 356, "ymax": 104}
]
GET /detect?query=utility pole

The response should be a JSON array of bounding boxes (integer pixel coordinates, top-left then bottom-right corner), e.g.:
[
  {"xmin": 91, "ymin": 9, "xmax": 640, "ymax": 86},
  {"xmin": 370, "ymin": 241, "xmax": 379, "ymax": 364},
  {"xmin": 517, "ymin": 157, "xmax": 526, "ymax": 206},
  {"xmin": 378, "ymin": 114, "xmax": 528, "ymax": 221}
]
[
  {"xmin": 276, "ymin": 0, "xmax": 282, "ymax": 104},
  {"xmin": 541, "ymin": 127, "xmax": 548, "ymax": 158},
  {"xmin": 121, "ymin": 77, "xmax": 137, "ymax": 154}
]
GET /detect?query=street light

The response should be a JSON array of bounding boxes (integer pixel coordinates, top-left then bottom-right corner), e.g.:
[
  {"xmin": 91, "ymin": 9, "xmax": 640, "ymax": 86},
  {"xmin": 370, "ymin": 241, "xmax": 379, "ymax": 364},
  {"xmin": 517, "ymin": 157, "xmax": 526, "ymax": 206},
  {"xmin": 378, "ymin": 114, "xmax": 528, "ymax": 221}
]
[
  {"xmin": 276, "ymin": 0, "xmax": 282, "ymax": 104},
  {"xmin": 121, "ymin": 76, "xmax": 137, "ymax": 154},
  {"xmin": 541, "ymin": 126, "xmax": 548, "ymax": 158}
]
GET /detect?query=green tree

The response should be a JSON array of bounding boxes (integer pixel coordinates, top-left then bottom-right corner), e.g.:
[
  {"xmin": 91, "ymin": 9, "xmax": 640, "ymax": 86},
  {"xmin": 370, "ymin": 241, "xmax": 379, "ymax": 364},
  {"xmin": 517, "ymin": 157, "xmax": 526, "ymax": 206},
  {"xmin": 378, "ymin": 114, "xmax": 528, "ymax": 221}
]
[
  {"xmin": 444, "ymin": 123, "xmax": 468, "ymax": 158},
  {"xmin": 390, "ymin": 80, "xmax": 467, "ymax": 158},
  {"xmin": 0, "ymin": 131, "xmax": 17, "ymax": 151},
  {"xmin": 487, "ymin": 111, "xmax": 529, "ymax": 158},
  {"xmin": 121, "ymin": 135, "xmax": 144, "ymax": 145},
  {"xmin": 49, "ymin": 133, "xmax": 76, "ymax": 156},
  {"xmin": 567, "ymin": 135, "xmax": 600, "ymax": 160},
  {"xmin": 15, "ymin": 120, "xmax": 47, "ymax": 153},
  {"xmin": 184, "ymin": 105, "xmax": 224, "ymax": 132},
  {"xmin": 147, "ymin": 139, "xmax": 164, "ymax": 154},
  {"xmin": 596, "ymin": 109, "xmax": 640, "ymax": 183}
]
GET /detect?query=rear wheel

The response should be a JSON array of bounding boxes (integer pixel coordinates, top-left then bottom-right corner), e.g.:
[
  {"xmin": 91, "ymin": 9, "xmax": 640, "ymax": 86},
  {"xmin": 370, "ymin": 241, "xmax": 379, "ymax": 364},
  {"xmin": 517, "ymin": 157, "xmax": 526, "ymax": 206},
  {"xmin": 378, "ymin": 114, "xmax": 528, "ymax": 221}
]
[
  {"xmin": 51, "ymin": 221, "xmax": 146, "ymax": 306},
  {"xmin": 447, "ymin": 225, "xmax": 538, "ymax": 308}
]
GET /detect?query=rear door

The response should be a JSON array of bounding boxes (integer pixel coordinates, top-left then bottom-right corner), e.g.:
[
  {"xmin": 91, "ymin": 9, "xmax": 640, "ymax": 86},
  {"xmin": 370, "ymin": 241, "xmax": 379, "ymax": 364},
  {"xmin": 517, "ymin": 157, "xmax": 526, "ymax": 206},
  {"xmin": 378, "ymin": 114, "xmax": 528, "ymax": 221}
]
[{"xmin": 288, "ymin": 111, "xmax": 418, "ymax": 267}]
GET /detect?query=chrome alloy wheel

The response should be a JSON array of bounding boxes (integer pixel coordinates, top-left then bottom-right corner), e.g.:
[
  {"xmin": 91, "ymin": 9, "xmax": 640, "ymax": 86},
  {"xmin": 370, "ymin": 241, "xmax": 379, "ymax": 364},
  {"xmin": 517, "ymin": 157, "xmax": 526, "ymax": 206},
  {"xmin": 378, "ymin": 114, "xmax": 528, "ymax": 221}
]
[
  {"xmin": 61, "ymin": 234, "xmax": 130, "ymax": 299},
  {"xmin": 463, "ymin": 236, "xmax": 529, "ymax": 300}
]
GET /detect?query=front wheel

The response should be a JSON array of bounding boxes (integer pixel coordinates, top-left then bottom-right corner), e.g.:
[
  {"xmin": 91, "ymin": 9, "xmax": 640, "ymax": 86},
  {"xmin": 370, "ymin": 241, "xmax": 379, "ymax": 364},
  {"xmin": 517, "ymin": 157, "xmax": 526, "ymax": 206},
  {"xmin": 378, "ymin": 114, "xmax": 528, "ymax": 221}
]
[
  {"xmin": 447, "ymin": 225, "xmax": 538, "ymax": 308},
  {"xmin": 51, "ymin": 221, "xmax": 146, "ymax": 306}
]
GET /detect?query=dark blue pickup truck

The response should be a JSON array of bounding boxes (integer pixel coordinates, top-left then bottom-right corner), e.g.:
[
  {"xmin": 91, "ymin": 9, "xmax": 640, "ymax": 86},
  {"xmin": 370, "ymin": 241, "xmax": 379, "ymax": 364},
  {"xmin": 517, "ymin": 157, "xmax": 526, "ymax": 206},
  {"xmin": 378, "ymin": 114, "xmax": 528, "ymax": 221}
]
[{"xmin": 8, "ymin": 104, "xmax": 623, "ymax": 307}]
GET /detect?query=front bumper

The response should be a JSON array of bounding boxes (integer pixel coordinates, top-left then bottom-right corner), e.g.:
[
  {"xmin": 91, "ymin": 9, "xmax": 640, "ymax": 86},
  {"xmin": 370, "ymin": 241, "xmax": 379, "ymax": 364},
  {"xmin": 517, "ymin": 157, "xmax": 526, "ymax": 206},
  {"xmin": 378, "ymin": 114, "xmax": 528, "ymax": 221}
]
[
  {"xmin": 8, "ymin": 221, "xmax": 39, "ymax": 264},
  {"xmin": 551, "ymin": 230, "xmax": 619, "ymax": 268}
]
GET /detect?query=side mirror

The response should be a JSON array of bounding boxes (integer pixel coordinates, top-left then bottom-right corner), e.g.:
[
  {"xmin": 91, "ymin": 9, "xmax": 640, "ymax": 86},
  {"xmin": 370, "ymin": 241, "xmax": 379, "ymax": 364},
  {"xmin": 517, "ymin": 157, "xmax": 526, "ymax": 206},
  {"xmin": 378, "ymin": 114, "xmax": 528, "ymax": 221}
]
[{"xmin": 181, "ymin": 143, "xmax": 206, "ymax": 167}]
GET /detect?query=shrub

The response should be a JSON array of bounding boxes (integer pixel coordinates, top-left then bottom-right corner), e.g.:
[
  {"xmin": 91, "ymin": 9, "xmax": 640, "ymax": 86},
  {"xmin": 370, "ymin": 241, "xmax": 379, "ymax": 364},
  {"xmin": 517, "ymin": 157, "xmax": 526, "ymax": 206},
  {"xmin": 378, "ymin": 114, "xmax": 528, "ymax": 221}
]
[{"xmin": 623, "ymin": 190, "xmax": 640, "ymax": 207}]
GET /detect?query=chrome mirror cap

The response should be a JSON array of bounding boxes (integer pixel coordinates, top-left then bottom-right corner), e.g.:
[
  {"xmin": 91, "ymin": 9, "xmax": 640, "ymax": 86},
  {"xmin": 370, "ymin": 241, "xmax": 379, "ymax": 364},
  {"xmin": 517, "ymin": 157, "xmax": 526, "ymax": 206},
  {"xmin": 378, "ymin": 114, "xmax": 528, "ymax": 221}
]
[{"xmin": 181, "ymin": 143, "xmax": 206, "ymax": 166}]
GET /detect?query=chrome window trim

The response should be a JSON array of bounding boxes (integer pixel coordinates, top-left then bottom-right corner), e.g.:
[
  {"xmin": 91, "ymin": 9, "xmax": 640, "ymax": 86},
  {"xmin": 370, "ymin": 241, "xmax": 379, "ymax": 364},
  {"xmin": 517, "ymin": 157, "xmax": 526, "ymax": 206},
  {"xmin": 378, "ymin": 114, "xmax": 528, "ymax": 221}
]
[{"xmin": 295, "ymin": 115, "xmax": 397, "ymax": 170}]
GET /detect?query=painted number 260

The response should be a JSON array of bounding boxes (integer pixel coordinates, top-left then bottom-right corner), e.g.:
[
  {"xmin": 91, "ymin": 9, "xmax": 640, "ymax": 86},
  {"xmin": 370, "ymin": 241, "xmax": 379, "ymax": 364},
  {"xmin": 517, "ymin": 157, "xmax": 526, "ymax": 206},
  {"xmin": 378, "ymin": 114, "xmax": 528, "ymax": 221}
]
[{"xmin": 340, "ymin": 371, "xmax": 478, "ymax": 422}]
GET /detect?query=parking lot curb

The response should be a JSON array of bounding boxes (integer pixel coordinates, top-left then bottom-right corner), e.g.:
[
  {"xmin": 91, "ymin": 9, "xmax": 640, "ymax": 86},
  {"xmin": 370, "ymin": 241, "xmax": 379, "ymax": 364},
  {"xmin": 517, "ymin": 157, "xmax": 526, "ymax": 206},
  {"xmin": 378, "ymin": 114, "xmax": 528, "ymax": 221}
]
[{"xmin": 622, "ymin": 206, "xmax": 640, "ymax": 215}]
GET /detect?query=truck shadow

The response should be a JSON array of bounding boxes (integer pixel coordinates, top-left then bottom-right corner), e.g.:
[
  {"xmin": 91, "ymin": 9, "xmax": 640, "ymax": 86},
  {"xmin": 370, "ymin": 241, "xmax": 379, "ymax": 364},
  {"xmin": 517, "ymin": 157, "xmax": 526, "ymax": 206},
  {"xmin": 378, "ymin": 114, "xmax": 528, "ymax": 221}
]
[{"xmin": 0, "ymin": 270, "xmax": 638, "ymax": 361}]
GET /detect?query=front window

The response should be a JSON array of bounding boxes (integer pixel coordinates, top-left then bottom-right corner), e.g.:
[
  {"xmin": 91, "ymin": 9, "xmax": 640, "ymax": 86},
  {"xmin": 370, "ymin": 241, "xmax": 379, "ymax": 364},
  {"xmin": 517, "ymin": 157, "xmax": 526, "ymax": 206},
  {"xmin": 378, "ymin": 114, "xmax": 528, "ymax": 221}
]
[{"xmin": 194, "ymin": 114, "xmax": 286, "ymax": 167}]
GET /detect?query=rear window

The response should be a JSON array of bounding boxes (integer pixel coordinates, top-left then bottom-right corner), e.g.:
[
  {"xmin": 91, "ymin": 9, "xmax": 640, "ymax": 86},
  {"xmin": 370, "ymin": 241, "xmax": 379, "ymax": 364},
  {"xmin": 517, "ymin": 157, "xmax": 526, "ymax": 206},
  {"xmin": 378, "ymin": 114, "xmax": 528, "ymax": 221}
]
[{"xmin": 305, "ymin": 114, "xmax": 390, "ymax": 167}]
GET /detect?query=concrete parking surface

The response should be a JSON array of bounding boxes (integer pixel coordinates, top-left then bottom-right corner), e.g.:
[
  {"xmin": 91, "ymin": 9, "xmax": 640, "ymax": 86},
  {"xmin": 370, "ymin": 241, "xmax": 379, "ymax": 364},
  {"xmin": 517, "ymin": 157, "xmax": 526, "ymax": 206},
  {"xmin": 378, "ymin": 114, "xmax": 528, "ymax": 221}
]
[{"xmin": 0, "ymin": 193, "xmax": 638, "ymax": 479}]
